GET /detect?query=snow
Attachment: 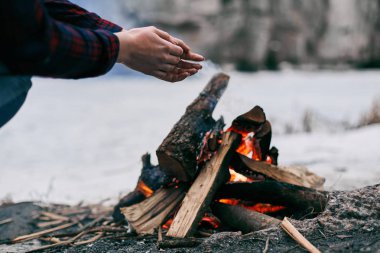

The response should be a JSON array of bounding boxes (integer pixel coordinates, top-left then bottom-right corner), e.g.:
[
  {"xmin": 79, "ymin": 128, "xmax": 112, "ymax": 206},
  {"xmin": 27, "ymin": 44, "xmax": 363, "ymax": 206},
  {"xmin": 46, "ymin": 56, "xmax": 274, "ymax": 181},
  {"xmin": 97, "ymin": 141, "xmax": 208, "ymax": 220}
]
[{"xmin": 0, "ymin": 69, "xmax": 379, "ymax": 204}]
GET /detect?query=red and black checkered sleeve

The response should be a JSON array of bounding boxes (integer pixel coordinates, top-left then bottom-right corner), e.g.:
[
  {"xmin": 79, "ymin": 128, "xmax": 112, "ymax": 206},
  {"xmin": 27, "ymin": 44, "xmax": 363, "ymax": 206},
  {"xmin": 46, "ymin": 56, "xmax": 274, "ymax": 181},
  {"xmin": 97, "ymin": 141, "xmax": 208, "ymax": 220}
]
[
  {"xmin": 44, "ymin": 0, "xmax": 122, "ymax": 33},
  {"xmin": 0, "ymin": 0, "xmax": 120, "ymax": 78}
]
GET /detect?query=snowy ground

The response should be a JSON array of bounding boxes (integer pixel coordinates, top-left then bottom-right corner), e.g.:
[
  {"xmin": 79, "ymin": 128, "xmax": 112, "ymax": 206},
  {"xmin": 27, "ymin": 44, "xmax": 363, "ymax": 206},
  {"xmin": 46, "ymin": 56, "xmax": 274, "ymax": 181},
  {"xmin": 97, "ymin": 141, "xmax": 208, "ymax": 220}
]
[{"xmin": 0, "ymin": 69, "xmax": 379, "ymax": 205}]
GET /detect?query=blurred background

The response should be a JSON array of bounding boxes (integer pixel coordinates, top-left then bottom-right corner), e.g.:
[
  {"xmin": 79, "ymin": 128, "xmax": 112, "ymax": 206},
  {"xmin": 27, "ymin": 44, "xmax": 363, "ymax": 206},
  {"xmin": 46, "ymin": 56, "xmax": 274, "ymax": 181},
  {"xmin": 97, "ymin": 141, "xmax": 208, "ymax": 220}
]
[{"xmin": 0, "ymin": 0, "xmax": 379, "ymax": 205}]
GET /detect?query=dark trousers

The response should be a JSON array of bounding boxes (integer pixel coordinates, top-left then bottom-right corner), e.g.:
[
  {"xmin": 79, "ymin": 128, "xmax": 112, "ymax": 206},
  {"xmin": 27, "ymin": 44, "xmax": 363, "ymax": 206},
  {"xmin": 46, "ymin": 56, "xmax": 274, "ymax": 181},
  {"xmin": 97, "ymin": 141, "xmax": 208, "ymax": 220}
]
[
  {"xmin": 0, "ymin": 74, "xmax": 32, "ymax": 128},
  {"xmin": 0, "ymin": 92, "xmax": 28, "ymax": 128}
]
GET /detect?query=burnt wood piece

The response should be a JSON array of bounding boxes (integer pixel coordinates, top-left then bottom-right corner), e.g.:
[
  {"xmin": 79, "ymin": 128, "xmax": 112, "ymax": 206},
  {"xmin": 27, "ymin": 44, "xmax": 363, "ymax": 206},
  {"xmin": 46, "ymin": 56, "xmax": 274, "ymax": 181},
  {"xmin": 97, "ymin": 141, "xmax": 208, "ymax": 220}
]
[
  {"xmin": 212, "ymin": 203, "xmax": 280, "ymax": 233},
  {"xmin": 231, "ymin": 105, "xmax": 266, "ymax": 132},
  {"xmin": 216, "ymin": 181, "xmax": 328, "ymax": 214},
  {"xmin": 231, "ymin": 153, "xmax": 325, "ymax": 189},
  {"xmin": 121, "ymin": 186, "xmax": 187, "ymax": 234},
  {"xmin": 156, "ymin": 73, "xmax": 230, "ymax": 181},
  {"xmin": 268, "ymin": 146, "xmax": 279, "ymax": 165},
  {"xmin": 157, "ymin": 238, "xmax": 203, "ymax": 249},
  {"xmin": 167, "ymin": 131, "xmax": 241, "ymax": 238},
  {"xmin": 255, "ymin": 120, "xmax": 272, "ymax": 161},
  {"xmin": 139, "ymin": 153, "xmax": 171, "ymax": 191}
]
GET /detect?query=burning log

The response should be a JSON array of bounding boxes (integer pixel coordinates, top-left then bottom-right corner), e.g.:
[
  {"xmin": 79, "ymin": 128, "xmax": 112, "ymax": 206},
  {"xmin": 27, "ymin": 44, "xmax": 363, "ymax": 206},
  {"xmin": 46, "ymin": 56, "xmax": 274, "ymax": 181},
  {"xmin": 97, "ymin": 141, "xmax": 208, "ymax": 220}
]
[
  {"xmin": 156, "ymin": 73, "xmax": 230, "ymax": 181},
  {"xmin": 216, "ymin": 181, "xmax": 328, "ymax": 214},
  {"xmin": 166, "ymin": 131, "xmax": 241, "ymax": 238},
  {"xmin": 231, "ymin": 153, "xmax": 325, "ymax": 189},
  {"xmin": 121, "ymin": 186, "xmax": 186, "ymax": 234},
  {"xmin": 212, "ymin": 203, "xmax": 280, "ymax": 233}
]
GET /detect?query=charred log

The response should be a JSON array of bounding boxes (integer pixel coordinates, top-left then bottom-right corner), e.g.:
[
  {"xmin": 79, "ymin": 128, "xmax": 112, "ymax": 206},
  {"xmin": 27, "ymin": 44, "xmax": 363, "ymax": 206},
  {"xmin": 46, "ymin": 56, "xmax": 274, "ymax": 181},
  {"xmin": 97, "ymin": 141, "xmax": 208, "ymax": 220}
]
[
  {"xmin": 156, "ymin": 73, "xmax": 230, "ymax": 181},
  {"xmin": 212, "ymin": 203, "xmax": 280, "ymax": 233},
  {"xmin": 215, "ymin": 181, "xmax": 328, "ymax": 214},
  {"xmin": 231, "ymin": 105, "xmax": 266, "ymax": 132}
]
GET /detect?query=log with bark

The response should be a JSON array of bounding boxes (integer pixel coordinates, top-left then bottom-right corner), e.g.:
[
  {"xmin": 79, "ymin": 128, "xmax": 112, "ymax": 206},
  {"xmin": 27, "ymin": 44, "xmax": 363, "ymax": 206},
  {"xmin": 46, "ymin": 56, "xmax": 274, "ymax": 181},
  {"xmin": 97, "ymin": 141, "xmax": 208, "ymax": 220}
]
[{"xmin": 156, "ymin": 73, "xmax": 230, "ymax": 181}]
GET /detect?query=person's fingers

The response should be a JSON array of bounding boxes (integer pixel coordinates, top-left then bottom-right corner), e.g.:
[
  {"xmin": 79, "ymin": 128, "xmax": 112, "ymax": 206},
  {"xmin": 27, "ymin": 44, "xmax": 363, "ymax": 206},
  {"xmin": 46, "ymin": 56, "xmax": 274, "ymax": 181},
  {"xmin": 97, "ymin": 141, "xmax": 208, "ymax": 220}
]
[
  {"xmin": 173, "ymin": 38, "xmax": 190, "ymax": 53},
  {"xmin": 165, "ymin": 55, "xmax": 181, "ymax": 65},
  {"xmin": 182, "ymin": 51, "xmax": 205, "ymax": 61},
  {"xmin": 161, "ymin": 40, "xmax": 183, "ymax": 56},
  {"xmin": 159, "ymin": 64, "xmax": 177, "ymax": 72},
  {"xmin": 177, "ymin": 60, "xmax": 202, "ymax": 70},
  {"xmin": 153, "ymin": 70, "xmax": 190, "ymax": 82}
]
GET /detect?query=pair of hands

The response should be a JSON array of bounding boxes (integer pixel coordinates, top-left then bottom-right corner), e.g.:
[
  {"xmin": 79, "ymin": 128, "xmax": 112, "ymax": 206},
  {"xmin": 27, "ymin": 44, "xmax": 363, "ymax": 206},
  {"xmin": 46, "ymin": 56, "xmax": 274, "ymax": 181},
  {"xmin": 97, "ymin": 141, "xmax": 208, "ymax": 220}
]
[{"xmin": 115, "ymin": 26, "xmax": 204, "ymax": 82}]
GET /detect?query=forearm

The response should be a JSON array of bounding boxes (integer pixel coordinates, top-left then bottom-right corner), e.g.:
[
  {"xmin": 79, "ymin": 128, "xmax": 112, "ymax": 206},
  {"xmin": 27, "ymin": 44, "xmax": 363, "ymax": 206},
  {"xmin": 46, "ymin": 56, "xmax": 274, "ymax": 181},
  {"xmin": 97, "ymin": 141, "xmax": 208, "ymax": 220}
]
[
  {"xmin": 0, "ymin": 0, "xmax": 119, "ymax": 79},
  {"xmin": 44, "ymin": 0, "xmax": 122, "ymax": 32}
]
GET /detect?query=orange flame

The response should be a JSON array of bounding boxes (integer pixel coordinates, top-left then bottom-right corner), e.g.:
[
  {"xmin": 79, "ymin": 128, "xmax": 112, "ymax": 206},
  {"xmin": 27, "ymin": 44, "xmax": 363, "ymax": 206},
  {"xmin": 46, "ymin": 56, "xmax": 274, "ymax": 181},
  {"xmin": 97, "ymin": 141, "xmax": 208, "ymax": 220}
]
[
  {"xmin": 227, "ymin": 127, "xmax": 262, "ymax": 161},
  {"xmin": 136, "ymin": 180, "xmax": 154, "ymax": 198}
]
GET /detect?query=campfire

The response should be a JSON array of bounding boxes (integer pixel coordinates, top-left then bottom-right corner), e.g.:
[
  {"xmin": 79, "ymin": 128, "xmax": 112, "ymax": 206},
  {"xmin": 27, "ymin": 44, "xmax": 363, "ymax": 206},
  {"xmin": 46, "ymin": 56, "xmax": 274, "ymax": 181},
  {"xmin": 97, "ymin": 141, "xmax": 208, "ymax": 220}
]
[{"xmin": 114, "ymin": 73, "xmax": 328, "ymax": 238}]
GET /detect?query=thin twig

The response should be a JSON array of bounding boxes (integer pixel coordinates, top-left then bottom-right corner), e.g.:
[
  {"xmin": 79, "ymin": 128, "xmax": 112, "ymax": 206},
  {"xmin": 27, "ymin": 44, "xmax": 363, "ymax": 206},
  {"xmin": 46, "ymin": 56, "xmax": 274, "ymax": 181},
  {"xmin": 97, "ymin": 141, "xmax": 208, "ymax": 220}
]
[
  {"xmin": 262, "ymin": 237, "xmax": 269, "ymax": 253},
  {"xmin": 12, "ymin": 222, "xmax": 77, "ymax": 243},
  {"xmin": 158, "ymin": 226, "xmax": 163, "ymax": 242},
  {"xmin": 40, "ymin": 211, "xmax": 70, "ymax": 221},
  {"xmin": 0, "ymin": 218, "xmax": 13, "ymax": 225}
]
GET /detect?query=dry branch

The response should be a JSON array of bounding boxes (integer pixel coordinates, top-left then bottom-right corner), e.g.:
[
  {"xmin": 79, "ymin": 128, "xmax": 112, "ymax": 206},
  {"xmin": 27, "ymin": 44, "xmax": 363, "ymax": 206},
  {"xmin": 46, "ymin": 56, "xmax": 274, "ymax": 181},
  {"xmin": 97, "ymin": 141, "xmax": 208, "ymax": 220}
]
[
  {"xmin": 157, "ymin": 73, "xmax": 230, "ymax": 181},
  {"xmin": 12, "ymin": 222, "xmax": 77, "ymax": 243}
]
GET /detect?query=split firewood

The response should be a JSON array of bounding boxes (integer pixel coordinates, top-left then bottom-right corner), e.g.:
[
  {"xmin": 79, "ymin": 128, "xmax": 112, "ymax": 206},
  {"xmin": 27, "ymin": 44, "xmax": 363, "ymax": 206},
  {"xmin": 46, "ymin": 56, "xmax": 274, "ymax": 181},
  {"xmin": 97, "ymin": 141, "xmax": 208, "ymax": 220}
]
[
  {"xmin": 167, "ymin": 131, "xmax": 241, "ymax": 238},
  {"xmin": 157, "ymin": 73, "xmax": 230, "ymax": 181},
  {"xmin": 231, "ymin": 153, "xmax": 325, "ymax": 189},
  {"xmin": 212, "ymin": 203, "xmax": 280, "ymax": 233},
  {"xmin": 280, "ymin": 217, "xmax": 321, "ymax": 253},
  {"xmin": 121, "ymin": 186, "xmax": 187, "ymax": 234},
  {"xmin": 216, "ymin": 181, "xmax": 328, "ymax": 214}
]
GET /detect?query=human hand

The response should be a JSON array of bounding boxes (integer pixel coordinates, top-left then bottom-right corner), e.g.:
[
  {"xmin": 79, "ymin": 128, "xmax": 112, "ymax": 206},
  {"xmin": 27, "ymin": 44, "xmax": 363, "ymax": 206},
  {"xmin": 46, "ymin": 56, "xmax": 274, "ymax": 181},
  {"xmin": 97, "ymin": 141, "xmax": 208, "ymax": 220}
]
[{"xmin": 115, "ymin": 26, "xmax": 204, "ymax": 82}]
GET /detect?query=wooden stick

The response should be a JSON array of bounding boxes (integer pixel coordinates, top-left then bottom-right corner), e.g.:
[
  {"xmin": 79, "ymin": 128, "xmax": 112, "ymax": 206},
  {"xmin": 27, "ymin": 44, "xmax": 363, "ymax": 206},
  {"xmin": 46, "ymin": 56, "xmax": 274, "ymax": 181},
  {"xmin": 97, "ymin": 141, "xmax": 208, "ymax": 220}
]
[
  {"xmin": 40, "ymin": 211, "xmax": 70, "ymax": 221},
  {"xmin": 0, "ymin": 218, "xmax": 13, "ymax": 225},
  {"xmin": 167, "ymin": 131, "xmax": 241, "ymax": 238},
  {"xmin": 12, "ymin": 222, "xmax": 77, "ymax": 243},
  {"xmin": 37, "ymin": 220, "xmax": 65, "ymax": 228},
  {"xmin": 280, "ymin": 217, "xmax": 321, "ymax": 253},
  {"xmin": 263, "ymin": 238, "xmax": 269, "ymax": 253}
]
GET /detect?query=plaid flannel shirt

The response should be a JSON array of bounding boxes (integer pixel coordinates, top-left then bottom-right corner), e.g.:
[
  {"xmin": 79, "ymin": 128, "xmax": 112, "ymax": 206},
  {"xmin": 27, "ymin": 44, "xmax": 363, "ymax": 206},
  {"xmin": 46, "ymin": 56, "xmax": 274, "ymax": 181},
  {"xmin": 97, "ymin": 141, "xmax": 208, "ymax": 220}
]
[{"xmin": 0, "ymin": 0, "xmax": 122, "ymax": 79}]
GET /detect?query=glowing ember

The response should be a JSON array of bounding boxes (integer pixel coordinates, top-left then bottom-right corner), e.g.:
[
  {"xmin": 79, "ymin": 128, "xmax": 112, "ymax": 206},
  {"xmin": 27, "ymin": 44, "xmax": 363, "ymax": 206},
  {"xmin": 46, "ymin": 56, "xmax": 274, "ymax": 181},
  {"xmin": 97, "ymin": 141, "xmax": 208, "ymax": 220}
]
[
  {"xmin": 243, "ymin": 203, "xmax": 286, "ymax": 213},
  {"xmin": 136, "ymin": 180, "xmax": 154, "ymax": 198},
  {"xmin": 218, "ymin": 199, "xmax": 286, "ymax": 214},
  {"xmin": 229, "ymin": 168, "xmax": 253, "ymax": 182}
]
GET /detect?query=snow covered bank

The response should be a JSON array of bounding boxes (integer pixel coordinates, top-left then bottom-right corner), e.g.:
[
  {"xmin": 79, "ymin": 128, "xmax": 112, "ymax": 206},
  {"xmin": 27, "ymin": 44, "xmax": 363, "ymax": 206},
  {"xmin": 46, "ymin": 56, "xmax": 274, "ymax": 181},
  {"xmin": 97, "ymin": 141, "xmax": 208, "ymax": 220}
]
[{"xmin": 0, "ymin": 70, "xmax": 379, "ymax": 204}]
